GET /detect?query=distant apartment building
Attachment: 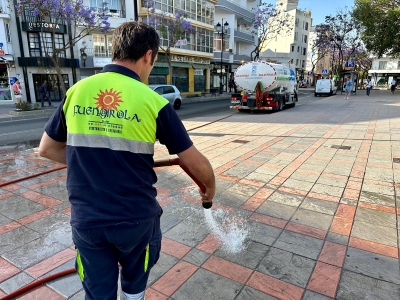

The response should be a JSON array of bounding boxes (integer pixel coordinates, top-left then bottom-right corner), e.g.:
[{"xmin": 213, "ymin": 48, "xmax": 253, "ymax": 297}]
[
  {"xmin": 260, "ymin": 0, "xmax": 311, "ymax": 80},
  {"xmin": 368, "ymin": 56, "xmax": 400, "ymax": 89},
  {"xmin": 212, "ymin": 0, "xmax": 258, "ymax": 92},
  {"xmin": 305, "ymin": 26, "xmax": 331, "ymax": 84}
]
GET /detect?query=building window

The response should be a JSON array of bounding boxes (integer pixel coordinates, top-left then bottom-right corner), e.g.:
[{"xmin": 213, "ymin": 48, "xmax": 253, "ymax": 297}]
[
  {"xmin": 291, "ymin": 45, "xmax": 294, "ymax": 52},
  {"xmin": 305, "ymin": 22, "xmax": 309, "ymax": 30},
  {"xmin": 295, "ymin": 18, "xmax": 299, "ymax": 27},
  {"xmin": 303, "ymin": 48, "xmax": 306, "ymax": 55},
  {"xmin": 397, "ymin": 61, "xmax": 400, "ymax": 69},
  {"xmin": 297, "ymin": 46, "xmax": 300, "ymax": 52},
  {"xmin": 294, "ymin": 32, "xmax": 298, "ymax": 41},
  {"xmin": 304, "ymin": 35, "xmax": 307, "ymax": 43},
  {"xmin": 91, "ymin": 0, "xmax": 120, "ymax": 10},
  {"xmin": 27, "ymin": 32, "xmax": 65, "ymax": 57},
  {"xmin": 5, "ymin": 23, "xmax": 11, "ymax": 43},
  {"xmin": 296, "ymin": 59, "xmax": 299, "ymax": 65},
  {"xmin": 93, "ymin": 34, "xmax": 113, "ymax": 56},
  {"xmin": 302, "ymin": 60, "xmax": 305, "ymax": 68},
  {"xmin": 378, "ymin": 61, "xmax": 387, "ymax": 69}
]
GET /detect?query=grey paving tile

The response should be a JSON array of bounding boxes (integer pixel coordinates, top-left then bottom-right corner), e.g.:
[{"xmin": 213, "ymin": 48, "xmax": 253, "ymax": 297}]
[
  {"xmin": 355, "ymin": 207, "xmax": 397, "ymax": 228},
  {"xmin": 0, "ymin": 195, "xmax": 46, "ymax": 220},
  {"xmin": 300, "ymin": 198, "xmax": 338, "ymax": 215},
  {"xmin": 255, "ymin": 165, "xmax": 281, "ymax": 176},
  {"xmin": 225, "ymin": 182, "xmax": 260, "ymax": 197},
  {"xmin": 214, "ymin": 178, "xmax": 236, "ymax": 195},
  {"xmin": 0, "ymin": 226, "xmax": 40, "ymax": 255},
  {"xmin": 245, "ymin": 171, "xmax": 275, "ymax": 183},
  {"xmin": 302, "ymin": 290, "xmax": 333, "ymax": 300},
  {"xmin": 268, "ymin": 191, "xmax": 305, "ymax": 207},
  {"xmin": 0, "ymin": 214, "xmax": 12, "ymax": 226},
  {"xmin": 282, "ymin": 178, "xmax": 315, "ymax": 192},
  {"xmin": 247, "ymin": 220, "xmax": 282, "ymax": 246},
  {"xmin": 361, "ymin": 182, "xmax": 395, "ymax": 196},
  {"xmin": 147, "ymin": 252, "xmax": 179, "ymax": 286},
  {"xmin": 257, "ymin": 247, "xmax": 315, "ymax": 288},
  {"xmin": 172, "ymin": 268, "xmax": 242, "ymax": 300},
  {"xmin": 25, "ymin": 212, "xmax": 70, "ymax": 235},
  {"xmin": 291, "ymin": 209, "xmax": 333, "ymax": 231},
  {"xmin": 310, "ymin": 183, "xmax": 344, "ymax": 198},
  {"xmin": 351, "ymin": 220, "xmax": 398, "ymax": 247},
  {"xmin": 215, "ymin": 191, "xmax": 251, "ymax": 208},
  {"xmin": 326, "ymin": 232, "xmax": 349, "ymax": 246},
  {"xmin": 3, "ymin": 226, "xmax": 72, "ymax": 269},
  {"xmin": 34, "ymin": 181, "xmax": 67, "ymax": 196},
  {"xmin": 336, "ymin": 270, "xmax": 400, "ymax": 300},
  {"xmin": 236, "ymin": 286, "xmax": 278, "ymax": 300},
  {"xmin": 364, "ymin": 168, "xmax": 394, "ymax": 182},
  {"xmin": 159, "ymin": 200, "xmax": 198, "ymax": 234},
  {"xmin": 360, "ymin": 190, "xmax": 396, "ymax": 207},
  {"xmin": 45, "ymin": 260, "xmax": 82, "ymax": 298},
  {"xmin": 0, "ymin": 272, "xmax": 34, "ymax": 294},
  {"xmin": 154, "ymin": 173, "xmax": 193, "ymax": 190},
  {"xmin": 289, "ymin": 172, "xmax": 320, "ymax": 183},
  {"xmin": 163, "ymin": 215, "xmax": 210, "ymax": 247},
  {"xmin": 274, "ymin": 230, "xmax": 324, "ymax": 260},
  {"xmin": 256, "ymin": 200, "xmax": 298, "ymax": 220},
  {"xmin": 344, "ymin": 247, "xmax": 400, "ymax": 284},
  {"xmin": 69, "ymin": 289, "xmax": 85, "ymax": 300},
  {"xmin": 316, "ymin": 176, "xmax": 347, "ymax": 188},
  {"xmin": 215, "ymin": 241, "xmax": 269, "ymax": 269},
  {"xmin": 182, "ymin": 248, "xmax": 211, "ymax": 266},
  {"xmin": 223, "ymin": 163, "xmax": 258, "ymax": 178}
]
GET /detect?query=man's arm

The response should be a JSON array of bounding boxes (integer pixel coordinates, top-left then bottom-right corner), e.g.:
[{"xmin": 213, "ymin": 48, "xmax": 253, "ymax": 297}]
[
  {"xmin": 177, "ymin": 145, "xmax": 215, "ymax": 204},
  {"xmin": 38, "ymin": 132, "xmax": 67, "ymax": 164}
]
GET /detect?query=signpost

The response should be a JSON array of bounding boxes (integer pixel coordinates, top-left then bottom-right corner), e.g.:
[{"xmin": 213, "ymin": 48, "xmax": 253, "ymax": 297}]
[{"xmin": 322, "ymin": 69, "xmax": 328, "ymax": 76}]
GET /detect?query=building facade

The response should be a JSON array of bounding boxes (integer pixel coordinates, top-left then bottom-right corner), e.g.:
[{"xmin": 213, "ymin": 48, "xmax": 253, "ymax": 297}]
[
  {"xmin": 368, "ymin": 56, "xmax": 400, "ymax": 89},
  {"xmin": 212, "ymin": 0, "xmax": 258, "ymax": 92},
  {"xmin": 78, "ymin": 0, "xmax": 215, "ymax": 94},
  {"xmin": 0, "ymin": 1, "xmax": 16, "ymax": 102},
  {"xmin": 260, "ymin": 0, "xmax": 312, "ymax": 81}
]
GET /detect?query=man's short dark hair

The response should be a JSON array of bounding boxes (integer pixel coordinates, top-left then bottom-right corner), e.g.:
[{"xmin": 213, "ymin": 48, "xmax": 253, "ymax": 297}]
[{"xmin": 112, "ymin": 22, "xmax": 159, "ymax": 65}]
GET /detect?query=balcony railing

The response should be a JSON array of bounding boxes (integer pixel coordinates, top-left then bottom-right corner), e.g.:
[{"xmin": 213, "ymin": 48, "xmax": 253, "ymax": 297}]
[{"xmin": 91, "ymin": 7, "xmax": 126, "ymax": 18}]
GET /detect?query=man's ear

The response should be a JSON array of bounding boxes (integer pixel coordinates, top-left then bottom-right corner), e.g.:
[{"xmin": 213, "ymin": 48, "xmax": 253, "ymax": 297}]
[{"xmin": 144, "ymin": 50, "xmax": 153, "ymax": 63}]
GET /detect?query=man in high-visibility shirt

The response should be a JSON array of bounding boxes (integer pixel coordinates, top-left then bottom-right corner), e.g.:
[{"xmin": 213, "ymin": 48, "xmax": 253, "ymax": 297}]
[{"xmin": 38, "ymin": 22, "xmax": 215, "ymax": 300}]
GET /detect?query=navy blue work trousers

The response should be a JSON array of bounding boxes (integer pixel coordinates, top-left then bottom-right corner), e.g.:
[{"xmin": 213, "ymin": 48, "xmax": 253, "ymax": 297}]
[{"xmin": 72, "ymin": 210, "xmax": 162, "ymax": 300}]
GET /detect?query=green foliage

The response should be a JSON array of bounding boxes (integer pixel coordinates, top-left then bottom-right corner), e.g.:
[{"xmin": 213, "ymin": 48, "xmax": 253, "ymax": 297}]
[
  {"xmin": 353, "ymin": 0, "xmax": 400, "ymax": 57},
  {"xmin": 14, "ymin": 101, "xmax": 40, "ymax": 111}
]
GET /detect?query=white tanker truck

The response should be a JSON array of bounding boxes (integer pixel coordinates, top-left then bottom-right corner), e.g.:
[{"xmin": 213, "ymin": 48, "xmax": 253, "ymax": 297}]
[{"xmin": 230, "ymin": 61, "xmax": 298, "ymax": 112}]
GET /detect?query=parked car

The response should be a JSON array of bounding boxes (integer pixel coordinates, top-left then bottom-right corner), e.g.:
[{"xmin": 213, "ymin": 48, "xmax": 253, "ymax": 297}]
[
  {"xmin": 149, "ymin": 84, "xmax": 182, "ymax": 110},
  {"xmin": 299, "ymin": 81, "xmax": 308, "ymax": 88},
  {"xmin": 314, "ymin": 79, "xmax": 337, "ymax": 96}
]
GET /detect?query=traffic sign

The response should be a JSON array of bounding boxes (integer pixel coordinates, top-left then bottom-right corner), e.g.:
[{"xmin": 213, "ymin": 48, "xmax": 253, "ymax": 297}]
[
  {"xmin": 308, "ymin": 71, "xmax": 313, "ymax": 76},
  {"xmin": 345, "ymin": 61, "xmax": 355, "ymax": 68},
  {"xmin": 322, "ymin": 69, "xmax": 328, "ymax": 75}
]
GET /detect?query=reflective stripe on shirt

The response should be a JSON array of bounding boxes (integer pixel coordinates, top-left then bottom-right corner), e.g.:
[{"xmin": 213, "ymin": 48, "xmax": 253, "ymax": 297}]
[{"xmin": 67, "ymin": 133, "xmax": 154, "ymax": 154}]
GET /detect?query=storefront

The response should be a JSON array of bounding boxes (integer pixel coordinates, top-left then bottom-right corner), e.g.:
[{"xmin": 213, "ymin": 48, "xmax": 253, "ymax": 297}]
[{"xmin": 0, "ymin": 62, "xmax": 11, "ymax": 101}]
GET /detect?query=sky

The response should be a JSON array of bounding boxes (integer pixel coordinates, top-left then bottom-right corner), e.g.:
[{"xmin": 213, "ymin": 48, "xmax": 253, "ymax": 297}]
[{"xmin": 297, "ymin": 0, "xmax": 355, "ymax": 25}]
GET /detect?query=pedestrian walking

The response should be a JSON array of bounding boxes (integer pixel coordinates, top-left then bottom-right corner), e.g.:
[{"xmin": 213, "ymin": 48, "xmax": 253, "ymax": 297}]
[
  {"xmin": 38, "ymin": 79, "xmax": 52, "ymax": 107},
  {"xmin": 229, "ymin": 78, "xmax": 234, "ymax": 92},
  {"xmin": 12, "ymin": 79, "xmax": 22, "ymax": 108},
  {"xmin": 366, "ymin": 79, "xmax": 373, "ymax": 97},
  {"xmin": 38, "ymin": 21, "xmax": 215, "ymax": 300},
  {"xmin": 390, "ymin": 78, "xmax": 397, "ymax": 94},
  {"xmin": 344, "ymin": 78, "xmax": 353, "ymax": 99}
]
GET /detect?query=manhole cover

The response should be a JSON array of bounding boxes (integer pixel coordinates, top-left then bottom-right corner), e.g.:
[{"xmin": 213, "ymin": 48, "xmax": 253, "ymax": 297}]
[
  {"xmin": 232, "ymin": 140, "xmax": 249, "ymax": 144},
  {"xmin": 393, "ymin": 158, "xmax": 400, "ymax": 164},
  {"xmin": 331, "ymin": 145, "xmax": 351, "ymax": 150}
]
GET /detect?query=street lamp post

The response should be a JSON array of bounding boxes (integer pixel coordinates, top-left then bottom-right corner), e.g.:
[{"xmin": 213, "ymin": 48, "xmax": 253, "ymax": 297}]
[{"xmin": 216, "ymin": 19, "xmax": 229, "ymax": 94}]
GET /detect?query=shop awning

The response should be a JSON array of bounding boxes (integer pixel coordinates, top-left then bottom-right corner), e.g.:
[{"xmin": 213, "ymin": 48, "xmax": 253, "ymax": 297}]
[
  {"xmin": 0, "ymin": 55, "xmax": 14, "ymax": 62},
  {"xmin": 154, "ymin": 62, "xmax": 169, "ymax": 67},
  {"xmin": 171, "ymin": 62, "xmax": 192, "ymax": 68},
  {"xmin": 192, "ymin": 64, "xmax": 210, "ymax": 69}
]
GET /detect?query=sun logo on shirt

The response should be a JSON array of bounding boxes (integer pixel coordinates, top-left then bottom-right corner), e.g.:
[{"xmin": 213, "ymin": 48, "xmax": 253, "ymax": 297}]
[{"xmin": 94, "ymin": 89, "xmax": 123, "ymax": 111}]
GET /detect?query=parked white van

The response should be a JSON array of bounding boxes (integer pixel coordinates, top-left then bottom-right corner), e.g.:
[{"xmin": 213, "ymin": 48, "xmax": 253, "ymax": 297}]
[{"xmin": 315, "ymin": 79, "xmax": 337, "ymax": 96}]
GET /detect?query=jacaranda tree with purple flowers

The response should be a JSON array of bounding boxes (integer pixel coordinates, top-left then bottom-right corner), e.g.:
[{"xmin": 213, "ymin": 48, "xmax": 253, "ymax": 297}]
[
  {"xmin": 142, "ymin": 0, "xmax": 195, "ymax": 84},
  {"xmin": 13, "ymin": 0, "xmax": 110, "ymax": 93},
  {"xmin": 240, "ymin": 2, "xmax": 293, "ymax": 61}
]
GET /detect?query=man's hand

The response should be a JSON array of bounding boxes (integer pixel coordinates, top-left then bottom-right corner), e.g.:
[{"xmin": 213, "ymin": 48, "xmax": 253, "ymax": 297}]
[{"xmin": 177, "ymin": 145, "xmax": 215, "ymax": 206}]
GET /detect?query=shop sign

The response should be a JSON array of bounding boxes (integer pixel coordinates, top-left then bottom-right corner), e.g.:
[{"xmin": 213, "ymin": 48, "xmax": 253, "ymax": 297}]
[
  {"xmin": 93, "ymin": 57, "xmax": 112, "ymax": 68},
  {"xmin": 21, "ymin": 21, "xmax": 66, "ymax": 33},
  {"xmin": 170, "ymin": 54, "xmax": 210, "ymax": 65}
]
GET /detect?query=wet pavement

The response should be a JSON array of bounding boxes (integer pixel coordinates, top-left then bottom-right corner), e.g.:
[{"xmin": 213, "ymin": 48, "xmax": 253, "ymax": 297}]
[{"xmin": 0, "ymin": 90, "xmax": 399, "ymax": 299}]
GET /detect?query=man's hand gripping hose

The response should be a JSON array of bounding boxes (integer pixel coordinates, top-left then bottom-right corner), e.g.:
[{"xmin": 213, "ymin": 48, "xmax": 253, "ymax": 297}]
[{"xmin": 154, "ymin": 157, "xmax": 212, "ymax": 209}]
